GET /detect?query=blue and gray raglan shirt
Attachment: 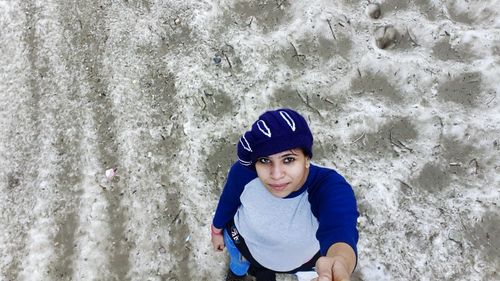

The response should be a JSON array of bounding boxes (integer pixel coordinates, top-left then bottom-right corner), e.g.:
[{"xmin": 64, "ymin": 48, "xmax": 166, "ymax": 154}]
[{"xmin": 212, "ymin": 161, "xmax": 359, "ymax": 272}]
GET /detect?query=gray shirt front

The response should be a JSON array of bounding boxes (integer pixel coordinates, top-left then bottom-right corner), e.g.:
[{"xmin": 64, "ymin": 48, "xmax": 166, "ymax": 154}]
[{"xmin": 234, "ymin": 178, "xmax": 320, "ymax": 271}]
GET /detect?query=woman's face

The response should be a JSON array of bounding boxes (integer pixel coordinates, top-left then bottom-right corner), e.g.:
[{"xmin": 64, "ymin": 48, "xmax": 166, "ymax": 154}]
[{"xmin": 255, "ymin": 148, "xmax": 310, "ymax": 198}]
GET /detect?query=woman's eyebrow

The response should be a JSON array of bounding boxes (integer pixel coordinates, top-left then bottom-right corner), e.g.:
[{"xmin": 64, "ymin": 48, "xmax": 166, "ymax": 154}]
[{"xmin": 280, "ymin": 152, "xmax": 298, "ymax": 158}]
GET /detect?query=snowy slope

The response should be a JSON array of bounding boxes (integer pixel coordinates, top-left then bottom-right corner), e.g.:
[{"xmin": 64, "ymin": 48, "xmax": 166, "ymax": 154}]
[{"xmin": 0, "ymin": 0, "xmax": 499, "ymax": 280}]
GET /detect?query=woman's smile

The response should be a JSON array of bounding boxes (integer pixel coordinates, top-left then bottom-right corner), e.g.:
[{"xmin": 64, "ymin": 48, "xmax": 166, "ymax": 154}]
[{"xmin": 269, "ymin": 182, "xmax": 288, "ymax": 191}]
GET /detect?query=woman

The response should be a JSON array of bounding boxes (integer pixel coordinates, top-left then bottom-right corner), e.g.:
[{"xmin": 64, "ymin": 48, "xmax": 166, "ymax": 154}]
[{"xmin": 211, "ymin": 108, "xmax": 359, "ymax": 281}]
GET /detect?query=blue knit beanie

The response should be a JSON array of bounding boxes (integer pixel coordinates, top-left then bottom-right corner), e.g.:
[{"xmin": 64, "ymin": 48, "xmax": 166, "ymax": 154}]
[{"xmin": 237, "ymin": 108, "xmax": 313, "ymax": 168}]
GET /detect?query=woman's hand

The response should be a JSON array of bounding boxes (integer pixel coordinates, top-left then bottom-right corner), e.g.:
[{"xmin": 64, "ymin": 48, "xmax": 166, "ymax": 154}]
[
  {"xmin": 313, "ymin": 242, "xmax": 356, "ymax": 281},
  {"xmin": 313, "ymin": 256, "xmax": 351, "ymax": 281},
  {"xmin": 210, "ymin": 225, "xmax": 225, "ymax": 251}
]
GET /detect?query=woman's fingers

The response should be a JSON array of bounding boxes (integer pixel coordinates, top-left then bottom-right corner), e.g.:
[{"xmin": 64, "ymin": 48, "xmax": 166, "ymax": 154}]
[{"xmin": 315, "ymin": 257, "xmax": 334, "ymax": 280}]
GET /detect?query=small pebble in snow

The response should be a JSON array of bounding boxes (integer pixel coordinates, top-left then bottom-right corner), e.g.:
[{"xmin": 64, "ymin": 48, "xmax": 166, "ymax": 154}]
[
  {"xmin": 159, "ymin": 246, "xmax": 166, "ymax": 254},
  {"xmin": 374, "ymin": 25, "xmax": 399, "ymax": 49},
  {"xmin": 366, "ymin": 3, "xmax": 381, "ymax": 19},
  {"xmin": 213, "ymin": 56, "xmax": 222, "ymax": 64},
  {"xmin": 105, "ymin": 168, "xmax": 117, "ymax": 180}
]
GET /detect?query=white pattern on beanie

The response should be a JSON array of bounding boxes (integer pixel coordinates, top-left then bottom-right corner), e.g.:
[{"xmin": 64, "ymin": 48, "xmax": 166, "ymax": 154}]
[
  {"xmin": 239, "ymin": 135, "xmax": 253, "ymax": 152},
  {"xmin": 257, "ymin": 120, "xmax": 272, "ymax": 137},
  {"xmin": 238, "ymin": 157, "xmax": 252, "ymax": 166},
  {"xmin": 279, "ymin": 110, "xmax": 296, "ymax": 131}
]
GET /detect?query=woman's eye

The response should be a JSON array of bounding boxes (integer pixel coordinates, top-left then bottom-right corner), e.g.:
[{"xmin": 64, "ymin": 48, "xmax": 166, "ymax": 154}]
[
  {"xmin": 258, "ymin": 158, "xmax": 270, "ymax": 164},
  {"xmin": 284, "ymin": 157, "xmax": 295, "ymax": 163}
]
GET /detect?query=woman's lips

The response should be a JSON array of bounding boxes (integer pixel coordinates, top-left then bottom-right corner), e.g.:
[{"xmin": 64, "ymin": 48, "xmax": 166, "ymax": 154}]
[{"xmin": 269, "ymin": 183, "xmax": 288, "ymax": 191}]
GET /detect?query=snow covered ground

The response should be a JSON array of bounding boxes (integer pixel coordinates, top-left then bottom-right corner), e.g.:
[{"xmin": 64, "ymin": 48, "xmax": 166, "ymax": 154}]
[{"xmin": 0, "ymin": 0, "xmax": 499, "ymax": 280}]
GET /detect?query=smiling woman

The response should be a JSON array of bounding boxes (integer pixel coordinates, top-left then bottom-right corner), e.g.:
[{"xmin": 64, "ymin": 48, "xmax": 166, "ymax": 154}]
[
  {"xmin": 255, "ymin": 149, "xmax": 310, "ymax": 198},
  {"xmin": 211, "ymin": 108, "xmax": 359, "ymax": 281}
]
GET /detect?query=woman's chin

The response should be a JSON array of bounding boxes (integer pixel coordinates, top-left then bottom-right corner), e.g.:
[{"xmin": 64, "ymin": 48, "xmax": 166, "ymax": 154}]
[{"xmin": 267, "ymin": 185, "xmax": 292, "ymax": 198}]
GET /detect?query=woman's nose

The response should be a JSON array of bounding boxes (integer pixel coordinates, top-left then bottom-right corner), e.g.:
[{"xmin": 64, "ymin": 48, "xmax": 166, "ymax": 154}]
[{"xmin": 270, "ymin": 163, "xmax": 284, "ymax": 179}]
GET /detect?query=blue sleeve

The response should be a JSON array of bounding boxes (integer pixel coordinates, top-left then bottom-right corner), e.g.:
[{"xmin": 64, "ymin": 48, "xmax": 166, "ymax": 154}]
[
  {"xmin": 212, "ymin": 161, "xmax": 257, "ymax": 229},
  {"xmin": 309, "ymin": 170, "xmax": 359, "ymax": 260}
]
